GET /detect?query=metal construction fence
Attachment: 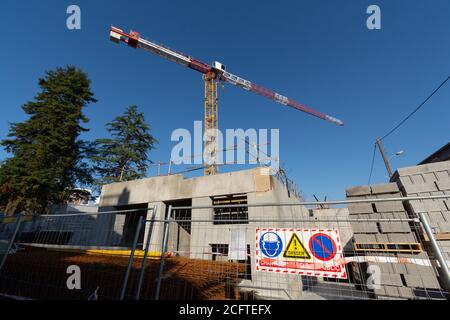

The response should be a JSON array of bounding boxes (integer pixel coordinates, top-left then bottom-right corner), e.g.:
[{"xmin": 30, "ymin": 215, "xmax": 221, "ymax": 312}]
[{"xmin": 0, "ymin": 195, "xmax": 449, "ymax": 300}]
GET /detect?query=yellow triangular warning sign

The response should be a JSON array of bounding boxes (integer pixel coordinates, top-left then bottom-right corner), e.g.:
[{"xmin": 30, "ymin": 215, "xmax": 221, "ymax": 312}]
[{"xmin": 283, "ymin": 233, "xmax": 311, "ymax": 259}]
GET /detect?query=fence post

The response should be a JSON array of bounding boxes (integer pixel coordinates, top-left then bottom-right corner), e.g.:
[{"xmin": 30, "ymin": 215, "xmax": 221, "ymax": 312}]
[
  {"xmin": 418, "ymin": 212, "xmax": 450, "ymax": 291},
  {"xmin": 0, "ymin": 214, "xmax": 23, "ymax": 275},
  {"xmin": 135, "ymin": 206, "xmax": 158, "ymax": 300},
  {"xmin": 120, "ymin": 215, "xmax": 143, "ymax": 300},
  {"xmin": 154, "ymin": 205, "xmax": 172, "ymax": 300}
]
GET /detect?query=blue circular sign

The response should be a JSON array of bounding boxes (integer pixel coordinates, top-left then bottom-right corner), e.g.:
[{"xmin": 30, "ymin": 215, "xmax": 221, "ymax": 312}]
[
  {"xmin": 260, "ymin": 232, "xmax": 283, "ymax": 258},
  {"xmin": 308, "ymin": 233, "xmax": 336, "ymax": 261}
]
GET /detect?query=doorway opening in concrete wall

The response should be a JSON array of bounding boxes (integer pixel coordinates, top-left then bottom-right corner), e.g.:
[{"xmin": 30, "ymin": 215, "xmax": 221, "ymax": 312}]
[
  {"xmin": 165, "ymin": 199, "xmax": 192, "ymax": 257},
  {"xmin": 210, "ymin": 244, "xmax": 252, "ymax": 280},
  {"xmin": 115, "ymin": 203, "xmax": 148, "ymax": 249},
  {"xmin": 212, "ymin": 194, "xmax": 248, "ymax": 225}
]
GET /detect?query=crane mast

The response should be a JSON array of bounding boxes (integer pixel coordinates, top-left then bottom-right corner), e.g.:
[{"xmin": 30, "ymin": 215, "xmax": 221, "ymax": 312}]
[
  {"xmin": 109, "ymin": 26, "xmax": 344, "ymax": 175},
  {"xmin": 203, "ymin": 71, "xmax": 219, "ymax": 175}
]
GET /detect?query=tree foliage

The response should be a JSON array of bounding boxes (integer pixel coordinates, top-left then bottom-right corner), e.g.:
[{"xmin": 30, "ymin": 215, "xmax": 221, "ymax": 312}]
[
  {"xmin": 0, "ymin": 66, "xmax": 96, "ymax": 214},
  {"xmin": 92, "ymin": 106, "xmax": 157, "ymax": 185}
]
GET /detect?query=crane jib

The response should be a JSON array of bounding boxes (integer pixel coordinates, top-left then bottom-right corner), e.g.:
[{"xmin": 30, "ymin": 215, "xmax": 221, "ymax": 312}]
[{"xmin": 109, "ymin": 25, "xmax": 344, "ymax": 126}]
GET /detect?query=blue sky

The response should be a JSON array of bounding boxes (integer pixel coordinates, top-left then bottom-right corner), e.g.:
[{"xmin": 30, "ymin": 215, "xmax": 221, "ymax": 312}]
[{"xmin": 0, "ymin": 0, "xmax": 449, "ymax": 200}]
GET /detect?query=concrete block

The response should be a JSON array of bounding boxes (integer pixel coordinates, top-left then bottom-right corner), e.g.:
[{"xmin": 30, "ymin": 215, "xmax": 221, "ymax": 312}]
[
  {"xmin": 347, "ymin": 203, "xmax": 374, "ymax": 214},
  {"xmin": 346, "ymin": 185, "xmax": 371, "ymax": 197},
  {"xmin": 387, "ymin": 234, "xmax": 404, "ymax": 243},
  {"xmin": 443, "ymin": 211, "xmax": 450, "ymax": 222},
  {"xmin": 397, "ymin": 166, "xmax": 422, "ymax": 176},
  {"xmin": 403, "ymin": 274, "xmax": 423, "ymax": 288},
  {"xmin": 353, "ymin": 234, "xmax": 377, "ymax": 243},
  {"xmin": 387, "ymin": 233, "xmax": 417, "ymax": 243},
  {"xmin": 402, "ymin": 182, "xmax": 438, "ymax": 194},
  {"xmin": 388, "ymin": 274, "xmax": 404, "ymax": 287},
  {"xmin": 423, "ymin": 172, "xmax": 437, "ymax": 183},
  {"xmin": 366, "ymin": 213, "xmax": 382, "ymax": 219},
  {"xmin": 407, "ymin": 200, "xmax": 424, "ymax": 213},
  {"xmin": 393, "ymin": 212, "xmax": 409, "ymax": 219},
  {"xmin": 376, "ymin": 234, "xmax": 389, "ymax": 243},
  {"xmin": 375, "ymin": 192, "xmax": 402, "ymax": 199},
  {"xmin": 437, "ymin": 240, "xmax": 450, "ymax": 248},
  {"xmin": 437, "ymin": 222, "xmax": 450, "ymax": 233},
  {"xmin": 429, "ymin": 221, "xmax": 439, "ymax": 229},
  {"xmin": 379, "ymin": 273, "xmax": 403, "ymax": 287},
  {"xmin": 375, "ymin": 201, "xmax": 405, "ymax": 213},
  {"xmin": 405, "ymin": 264, "xmax": 434, "ymax": 276},
  {"xmin": 384, "ymin": 285, "xmax": 400, "ymax": 297},
  {"xmin": 381, "ymin": 213, "xmax": 395, "ymax": 219},
  {"xmin": 426, "ymin": 200, "xmax": 444, "ymax": 211},
  {"xmin": 397, "ymin": 287, "xmax": 415, "ymax": 299},
  {"xmin": 445, "ymin": 200, "xmax": 450, "ymax": 211},
  {"xmin": 435, "ymin": 171, "xmax": 450, "ymax": 181},
  {"xmin": 411, "ymin": 174, "xmax": 426, "ymax": 184},
  {"xmin": 404, "ymin": 233, "xmax": 418, "ymax": 243},
  {"xmin": 371, "ymin": 183, "xmax": 399, "ymax": 194},
  {"xmin": 380, "ymin": 273, "xmax": 391, "ymax": 286},
  {"xmin": 392, "ymin": 263, "xmax": 407, "ymax": 274},
  {"xmin": 352, "ymin": 222, "xmax": 379, "ymax": 234},
  {"xmin": 398, "ymin": 252, "xmax": 429, "ymax": 259},
  {"xmin": 397, "ymin": 161, "xmax": 450, "ymax": 176},
  {"xmin": 426, "ymin": 211, "xmax": 446, "ymax": 224},
  {"xmin": 379, "ymin": 222, "xmax": 411, "ymax": 233},
  {"xmin": 373, "ymin": 286, "xmax": 386, "ymax": 296},
  {"xmin": 436, "ymin": 179, "xmax": 450, "ymax": 191},
  {"xmin": 374, "ymin": 263, "xmax": 394, "ymax": 274},
  {"xmin": 419, "ymin": 275, "xmax": 441, "ymax": 289}
]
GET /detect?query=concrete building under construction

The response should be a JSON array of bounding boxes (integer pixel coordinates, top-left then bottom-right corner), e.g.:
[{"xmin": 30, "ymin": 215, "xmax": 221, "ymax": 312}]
[{"xmin": 97, "ymin": 167, "xmax": 356, "ymax": 299}]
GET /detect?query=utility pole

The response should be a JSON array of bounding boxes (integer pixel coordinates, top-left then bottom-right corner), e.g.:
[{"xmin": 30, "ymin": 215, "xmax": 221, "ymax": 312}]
[{"xmin": 376, "ymin": 138, "xmax": 393, "ymax": 178}]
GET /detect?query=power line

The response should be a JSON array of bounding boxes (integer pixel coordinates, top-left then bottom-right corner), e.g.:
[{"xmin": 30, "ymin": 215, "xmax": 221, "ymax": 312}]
[
  {"xmin": 369, "ymin": 75, "xmax": 450, "ymax": 184},
  {"xmin": 368, "ymin": 143, "xmax": 377, "ymax": 185},
  {"xmin": 380, "ymin": 75, "xmax": 450, "ymax": 141}
]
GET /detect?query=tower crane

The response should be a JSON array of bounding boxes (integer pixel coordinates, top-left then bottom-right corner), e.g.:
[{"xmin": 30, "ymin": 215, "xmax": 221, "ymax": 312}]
[{"xmin": 109, "ymin": 26, "xmax": 344, "ymax": 176}]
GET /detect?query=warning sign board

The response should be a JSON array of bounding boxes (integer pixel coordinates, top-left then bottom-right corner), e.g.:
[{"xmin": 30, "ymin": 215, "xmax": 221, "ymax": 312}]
[
  {"xmin": 255, "ymin": 228, "xmax": 347, "ymax": 279},
  {"xmin": 283, "ymin": 233, "xmax": 311, "ymax": 259}
]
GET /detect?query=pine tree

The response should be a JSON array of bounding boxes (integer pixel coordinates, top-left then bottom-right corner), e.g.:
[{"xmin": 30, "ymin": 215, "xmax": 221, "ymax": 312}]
[
  {"xmin": 92, "ymin": 106, "xmax": 157, "ymax": 185},
  {"xmin": 0, "ymin": 66, "xmax": 96, "ymax": 214}
]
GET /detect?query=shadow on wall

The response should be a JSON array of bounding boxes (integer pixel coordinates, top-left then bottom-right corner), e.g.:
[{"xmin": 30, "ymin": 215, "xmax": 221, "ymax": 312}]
[
  {"xmin": 118, "ymin": 188, "xmax": 130, "ymax": 206},
  {"xmin": 111, "ymin": 188, "xmax": 149, "ymax": 249},
  {"xmin": 7, "ymin": 188, "xmax": 137, "ymax": 248}
]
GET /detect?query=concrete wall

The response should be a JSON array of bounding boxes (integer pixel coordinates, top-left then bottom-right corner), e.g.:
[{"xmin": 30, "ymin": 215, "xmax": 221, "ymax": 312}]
[
  {"xmin": 99, "ymin": 169, "xmax": 265, "ymax": 207},
  {"xmin": 346, "ymin": 181, "xmax": 444, "ymax": 299},
  {"xmin": 394, "ymin": 160, "xmax": 450, "ymax": 233},
  {"xmin": 392, "ymin": 160, "xmax": 450, "ymax": 292}
]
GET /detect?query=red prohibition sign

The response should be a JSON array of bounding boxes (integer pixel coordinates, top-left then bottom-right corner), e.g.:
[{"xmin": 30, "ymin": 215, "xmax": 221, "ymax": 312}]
[{"xmin": 308, "ymin": 233, "xmax": 337, "ymax": 261}]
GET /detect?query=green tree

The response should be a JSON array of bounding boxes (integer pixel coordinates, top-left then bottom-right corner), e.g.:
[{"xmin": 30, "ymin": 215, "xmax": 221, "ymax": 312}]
[
  {"xmin": 92, "ymin": 106, "xmax": 157, "ymax": 185},
  {"xmin": 0, "ymin": 66, "xmax": 96, "ymax": 214}
]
